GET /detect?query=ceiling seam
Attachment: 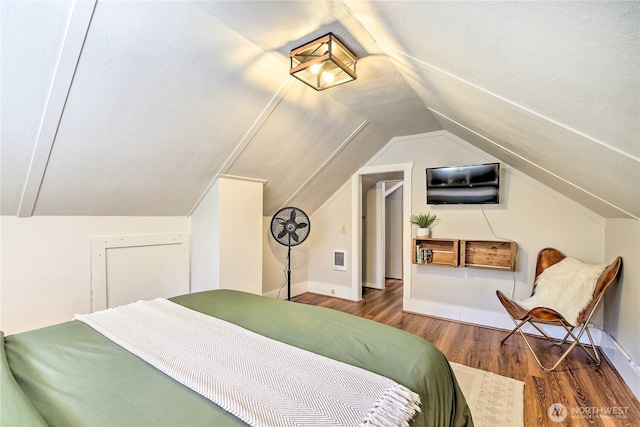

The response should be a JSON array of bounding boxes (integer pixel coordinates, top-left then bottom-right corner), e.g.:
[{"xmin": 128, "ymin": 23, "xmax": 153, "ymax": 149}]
[
  {"xmin": 16, "ymin": 0, "xmax": 97, "ymax": 217},
  {"xmin": 378, "ymin": 42, "xmax": 639, "ymax": 164},
  {"xmin": 187, "ymin": 78, "xmax": 293, "ymax": 217},
  {"xmin": 278, "ymin": 119, "xmax": 370, "ymax": 211},
  {"xmin": 429, "ymin": 107, "xmax": 639, "ymax": 221}
]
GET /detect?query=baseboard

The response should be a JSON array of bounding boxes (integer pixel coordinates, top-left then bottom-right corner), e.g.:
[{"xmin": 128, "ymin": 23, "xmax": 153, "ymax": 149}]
[
  {"xmin": 402, "ymin": 298, "xmax": 603, "ymax": 343},
  {"xmin": 265, "ymin": 281, "xmax": 360, "ymax": 301},
  {"xmin": 363, "ymin": 282, "xmax": 385, "ymax": 290},
  {"xmin": 262, "ymin": 281, "xmax": 308, "ymax": 300},
  {"xmin": 600, "ymin": 333, "xmax": 640, "ymax": 399},
  {"xmin": 305, "ymin": 281, "xmax": 354, "ymax": 300}
]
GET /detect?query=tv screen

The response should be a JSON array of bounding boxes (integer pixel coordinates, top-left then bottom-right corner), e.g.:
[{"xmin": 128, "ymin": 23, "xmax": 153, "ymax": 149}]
[{"xmin": 426, "ymin": 163, "xmax": 500, "ymax": 204}]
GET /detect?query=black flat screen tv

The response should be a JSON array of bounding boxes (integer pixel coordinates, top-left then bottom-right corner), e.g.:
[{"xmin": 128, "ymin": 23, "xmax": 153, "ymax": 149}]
[{"xmin": 426, "ymin": 162, "xmax": 500, "ymax": 204}]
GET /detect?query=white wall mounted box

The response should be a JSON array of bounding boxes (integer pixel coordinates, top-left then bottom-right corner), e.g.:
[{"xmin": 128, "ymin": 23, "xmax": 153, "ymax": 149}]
[{"xmin": 333, "ymin": 250, "xmax": 347, "ymax": 271}]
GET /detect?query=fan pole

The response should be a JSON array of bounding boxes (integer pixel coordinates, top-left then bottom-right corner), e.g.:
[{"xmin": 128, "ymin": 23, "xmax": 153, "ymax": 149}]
[{"xmin": 287, "ymin": 244, "xmax": 292, "ymax": 301}]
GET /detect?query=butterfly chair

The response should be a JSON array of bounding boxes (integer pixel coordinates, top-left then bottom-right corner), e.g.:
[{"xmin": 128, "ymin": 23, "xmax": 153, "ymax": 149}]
[{"xmin": 496, "ymin": 248, "xmax": 622, "ymax": 372}]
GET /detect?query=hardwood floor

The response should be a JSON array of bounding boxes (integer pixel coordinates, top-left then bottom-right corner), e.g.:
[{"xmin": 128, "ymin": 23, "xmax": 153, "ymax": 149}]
[{"xmin": 292, "ymin": 279, "xmax": 639, "ymax": 427}]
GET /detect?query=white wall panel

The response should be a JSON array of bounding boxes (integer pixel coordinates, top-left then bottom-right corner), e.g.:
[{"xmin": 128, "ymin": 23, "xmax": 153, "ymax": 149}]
[
  {"xmin": 0, "ymin": 216, "xmax": 189, "ymax": 335},
  {"xmin": 90, "ymin": 234, "xmax": 189, "ymax": 311}
]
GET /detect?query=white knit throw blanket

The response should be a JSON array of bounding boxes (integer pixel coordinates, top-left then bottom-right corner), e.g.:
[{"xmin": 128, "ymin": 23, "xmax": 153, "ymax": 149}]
[
  {"xmin": 75, "ymin": 299, "xmax": 420, "ymax": 427},
  {"xmin": 517, "ymin": 257, "xmax": 606, "ymax": 326}
]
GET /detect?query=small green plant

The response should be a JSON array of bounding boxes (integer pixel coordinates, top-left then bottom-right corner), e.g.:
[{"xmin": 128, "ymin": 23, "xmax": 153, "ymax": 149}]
[{"xmin": 409, "ymin": 212, "xmax": 438, "ymax": 228}]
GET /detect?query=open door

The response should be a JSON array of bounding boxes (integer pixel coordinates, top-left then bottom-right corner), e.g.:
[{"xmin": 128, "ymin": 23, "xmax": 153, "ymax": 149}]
[
  {"xmin": 363, "ymin": 181, "xmax": 385, "ymax": 289},
  {"xmin": 385, "ymin": 181, "xmax": 404, "ymax": 280}
]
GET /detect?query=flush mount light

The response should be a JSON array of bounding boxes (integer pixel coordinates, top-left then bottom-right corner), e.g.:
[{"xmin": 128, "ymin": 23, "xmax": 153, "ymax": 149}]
[{"xmin": 290, "ymin": 33, "xmax": 357, "ymax": 91}]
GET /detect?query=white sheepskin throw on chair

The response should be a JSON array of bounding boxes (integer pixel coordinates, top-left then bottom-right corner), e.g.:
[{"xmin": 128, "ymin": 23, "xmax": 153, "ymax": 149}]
[{"xmin": 517, "ymin": 257, "xmax": 606, "ymax": 326}]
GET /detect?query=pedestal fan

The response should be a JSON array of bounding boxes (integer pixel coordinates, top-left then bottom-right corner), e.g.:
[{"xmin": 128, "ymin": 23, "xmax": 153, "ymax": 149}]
[{"xmin": 270, "ymin": 207, "xmax": 310, "ymax": 300}]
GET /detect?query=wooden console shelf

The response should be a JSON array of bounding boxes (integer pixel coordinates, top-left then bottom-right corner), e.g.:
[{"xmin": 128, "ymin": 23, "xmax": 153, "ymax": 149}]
[
  {"xmin": 413, "ymin": 238, "xmax": 517, "ymax": 271},
  {"xmin": 413, "ymin": 238, "xmax": 459, "ymax": 267},
  {"xmin": 460, "ymin": 240, "xmax": 517, "ymax": 271}
]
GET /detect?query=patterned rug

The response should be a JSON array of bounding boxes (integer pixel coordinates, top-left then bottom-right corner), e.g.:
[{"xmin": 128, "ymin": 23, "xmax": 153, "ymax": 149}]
[{"xmin": 450, "ymin": 362, "xmax": 524, "ymax": 427}]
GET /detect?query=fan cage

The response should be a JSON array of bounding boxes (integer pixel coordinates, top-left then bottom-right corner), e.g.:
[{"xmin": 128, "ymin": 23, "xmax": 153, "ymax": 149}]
[{"xmin": 270, "ymin": 207, "xmax": 310, "ymax": 247}]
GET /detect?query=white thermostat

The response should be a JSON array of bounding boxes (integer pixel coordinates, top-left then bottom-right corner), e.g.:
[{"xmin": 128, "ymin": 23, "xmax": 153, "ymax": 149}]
[{"xmin": 333, "ymin": 250, "xmax": 347, "ymax": 271}]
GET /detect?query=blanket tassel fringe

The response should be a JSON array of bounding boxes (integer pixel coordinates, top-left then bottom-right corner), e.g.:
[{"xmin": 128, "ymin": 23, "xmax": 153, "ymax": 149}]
[{"xmin": 361, "ymin": 384, "xmax": 422, "ymax": 427}]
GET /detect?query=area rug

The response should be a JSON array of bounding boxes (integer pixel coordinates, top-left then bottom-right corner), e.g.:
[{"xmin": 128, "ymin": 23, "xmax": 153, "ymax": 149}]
[{"xmin": 450, "ymin": 362, "xmax": 524, "ymax": 427}]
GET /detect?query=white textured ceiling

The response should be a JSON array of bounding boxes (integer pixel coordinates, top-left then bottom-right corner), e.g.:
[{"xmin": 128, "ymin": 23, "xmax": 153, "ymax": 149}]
[{"xmin": 1, "ymin": 1, "xmax": 638, "ymax": 219}]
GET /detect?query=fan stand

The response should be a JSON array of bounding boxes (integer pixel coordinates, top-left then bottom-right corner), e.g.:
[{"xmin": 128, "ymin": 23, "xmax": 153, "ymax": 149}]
[{"xmin": 286, "ymin": 243, "xmax": 292, "ymax": 301}]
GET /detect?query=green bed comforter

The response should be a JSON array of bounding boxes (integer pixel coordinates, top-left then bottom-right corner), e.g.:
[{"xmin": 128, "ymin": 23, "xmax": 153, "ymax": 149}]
[{"xmin": 2, "ymin": 290, "xmax": 473, "ymax": 427}]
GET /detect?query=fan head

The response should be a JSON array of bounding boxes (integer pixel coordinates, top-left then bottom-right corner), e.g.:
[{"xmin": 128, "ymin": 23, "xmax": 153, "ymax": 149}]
[{"xmin": 270, "ymin": 207, "xmax": 310, "ymax": 247}]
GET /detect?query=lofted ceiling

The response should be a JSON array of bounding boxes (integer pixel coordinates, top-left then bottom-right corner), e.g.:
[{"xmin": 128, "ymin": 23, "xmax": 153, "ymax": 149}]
[{"xmin": 1, "ymin": 1, "xmax": 638, "ymax": 219}]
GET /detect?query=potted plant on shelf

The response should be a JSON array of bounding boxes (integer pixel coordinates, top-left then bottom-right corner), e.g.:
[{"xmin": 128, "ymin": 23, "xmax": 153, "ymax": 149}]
[{"xmin": 409, "ymin": 212, "xmax": 438, "ymax": 238}]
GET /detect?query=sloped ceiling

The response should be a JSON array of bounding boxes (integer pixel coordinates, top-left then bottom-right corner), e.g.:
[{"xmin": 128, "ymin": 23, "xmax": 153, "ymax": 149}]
[{"xmin": 1, "ymin": 1, "xmax": 638, "ymax": 219}]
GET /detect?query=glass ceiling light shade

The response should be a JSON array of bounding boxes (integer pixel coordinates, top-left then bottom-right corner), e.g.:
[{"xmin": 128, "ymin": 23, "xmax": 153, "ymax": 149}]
[{"xmin": 290, "ymin": 33, "xmax": 357, "ymax": 91}]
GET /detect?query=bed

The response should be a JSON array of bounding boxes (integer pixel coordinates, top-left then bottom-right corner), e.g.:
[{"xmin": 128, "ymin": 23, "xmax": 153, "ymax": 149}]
[{"xmin": 1, "ymin": 289, "xmax": 473, "ymax": 427}]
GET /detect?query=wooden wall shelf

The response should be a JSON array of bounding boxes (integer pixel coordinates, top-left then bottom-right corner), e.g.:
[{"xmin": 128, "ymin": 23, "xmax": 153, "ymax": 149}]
[
  {"xmin": 413, "ymin": 238, "xmax": 459, "ymax": 267},
  {"xmin": 413, "ymin": 238, "xmax": 517, "ymax": 271},
  {"xmin": 461, "ymin": 240, "xmax": 517, "ymax": 271}
]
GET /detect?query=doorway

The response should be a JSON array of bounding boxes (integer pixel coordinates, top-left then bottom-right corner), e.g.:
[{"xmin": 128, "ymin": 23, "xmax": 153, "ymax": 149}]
[
  {"xmin": 350, "ymin": 163, "xmax": 413, "ymax": 302},
  {"xmin": 361, "ymin": 179, "xmax": 404, "ymax": 290}
]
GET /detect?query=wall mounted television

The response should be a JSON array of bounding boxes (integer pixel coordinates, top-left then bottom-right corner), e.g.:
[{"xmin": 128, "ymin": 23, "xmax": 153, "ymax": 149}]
[{"xmin": 426, "ymin": 162, "xmax": 500, "ymax": 204}]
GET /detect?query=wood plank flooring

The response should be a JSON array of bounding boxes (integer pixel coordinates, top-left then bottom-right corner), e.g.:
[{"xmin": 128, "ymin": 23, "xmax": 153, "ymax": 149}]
[{"xmin": 292, "ymin": 279, "xmax": 639, "ymax": 427}]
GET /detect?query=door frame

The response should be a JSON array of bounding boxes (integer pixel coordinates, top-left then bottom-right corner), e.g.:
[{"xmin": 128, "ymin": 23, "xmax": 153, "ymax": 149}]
[{"xmin": 350, "ymin": 162, "xmax": 413, "ymax": 301}]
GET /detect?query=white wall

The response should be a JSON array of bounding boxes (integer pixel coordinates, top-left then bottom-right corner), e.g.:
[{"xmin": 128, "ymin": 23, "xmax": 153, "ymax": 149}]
[
  {"xmin": 305, "ymin": 183, "xmax": 352, "ymax": 299},
  {"xmin": 218, "ymin": 178, "xmax": 263, "ymax": 294},
  {"xmin": 190, "ymin": 176, "xmax": 263, "ymax": 295},
  {"xmin": 190, "ymin": 180, "xmax": 220, "ymax": 293},
  {"xmin": 604, "ymin": 219, "xmax": 640, "ymax": 364},
  {"xmin": 0, "ymin": 216, "xmax": 189, "ymax": 334},
  {"xmin": 262, "ymin": 217, "xmax": 286, "ymax": 297}
]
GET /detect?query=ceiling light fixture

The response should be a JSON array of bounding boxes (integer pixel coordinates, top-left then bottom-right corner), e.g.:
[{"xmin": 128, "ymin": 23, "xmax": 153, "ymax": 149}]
[{"xmin": 290, "ymin": 33, "xmax": 357, "ymax": 91}]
